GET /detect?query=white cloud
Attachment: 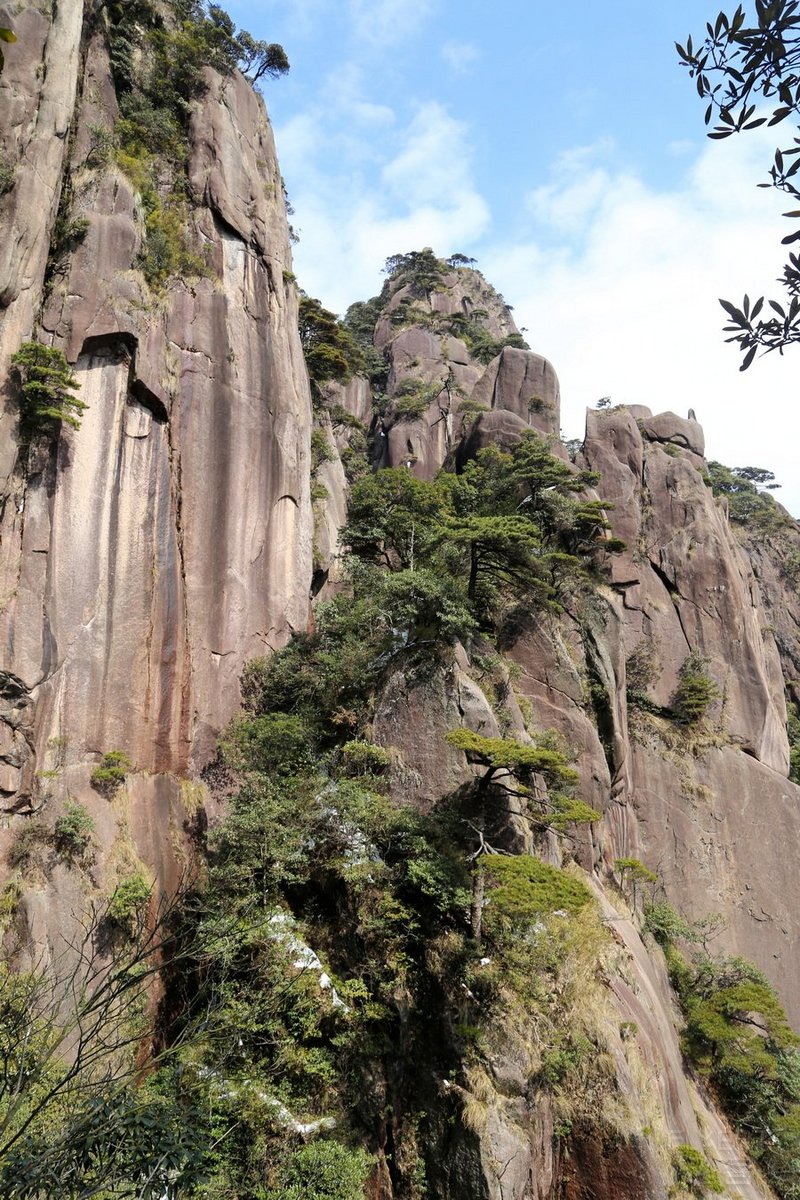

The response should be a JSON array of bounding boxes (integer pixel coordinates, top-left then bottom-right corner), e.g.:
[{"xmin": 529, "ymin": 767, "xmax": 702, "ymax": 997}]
[
  {"xmin": 382, "ymin": 102, "xmax": 482, "ymax": 206},
  {"xmin": 525, "ymin": 140, "xmax": 623, "ymax": 235},
  {"xmin": 276, "ymin": 71, "xmax": 799, "ymax": 516},
  {"xmin": 279, "ymin": 100, "xmax": 490, "ymax": 313},
  {"xmin": 347, "ymin": 0, "xmax": 435, "ymax": 46},
  {"xmin": 322, "ymin": 63, "xmax": 395, "ymax": 127},
  {"xmin": 483, "ymin": 129, "xmax": 800, "ymax": 515},
  {"xmin": 236, "ymin": 0, "xmax": 331, "ymax": 37},
  {"xmin": 441, "ymin": 40, "xmax": 479, "ymax": 74}
]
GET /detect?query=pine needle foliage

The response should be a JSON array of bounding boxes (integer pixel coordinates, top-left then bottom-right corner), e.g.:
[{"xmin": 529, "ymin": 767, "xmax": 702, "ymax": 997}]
[{"xmin": 10, "ymin": 342, "xmax": 86, "ymax": 436}]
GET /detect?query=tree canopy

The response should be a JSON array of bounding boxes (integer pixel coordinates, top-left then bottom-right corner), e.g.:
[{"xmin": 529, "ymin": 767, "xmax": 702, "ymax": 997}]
[
  {"xmin": 10, "ymin": 342, "xmax": 87, "ymax": 435},
  {"xmin": 298, "ymin": 295, "xmax": 366, "ymax": 399},
  {"xmin": 343, "ymin": 431, "xmax": 619, "ymax": 628},
  {"xmin": 0, "ymin": 895, "xmax": 206, "ymax": 1198},
  {"xmin": 679, "ymin": 2, "xmax": 800, "ymax": 365}
]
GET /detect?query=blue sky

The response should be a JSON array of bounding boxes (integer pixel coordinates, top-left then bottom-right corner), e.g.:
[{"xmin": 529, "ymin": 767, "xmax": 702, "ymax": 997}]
[{"xmin": 227, "ymin": 1, "xmax": 799, "ymax": 514}]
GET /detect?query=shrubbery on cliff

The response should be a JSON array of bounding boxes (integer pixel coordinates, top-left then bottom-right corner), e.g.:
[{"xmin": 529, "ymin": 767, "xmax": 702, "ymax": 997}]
[
  {"xmin": 101, "ymin": 0, "xmax": 288, "ymax": 291},
  {"xmin": 10, "ymin": 341, "xmax": 86, "ymax": 436},
  {"xmin": 652, "ymin": 907, "xmax": 800, "ymax": 1199}
]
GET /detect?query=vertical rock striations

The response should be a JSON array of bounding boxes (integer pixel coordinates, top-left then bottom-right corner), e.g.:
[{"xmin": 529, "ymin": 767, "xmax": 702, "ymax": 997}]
[{"xmin": 0, "ymin": 8, "xmax": 312, "ymax": 898}]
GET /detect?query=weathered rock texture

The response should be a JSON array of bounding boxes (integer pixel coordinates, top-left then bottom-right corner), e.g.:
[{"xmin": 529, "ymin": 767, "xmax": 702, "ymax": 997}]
[
  {"xmin": 0, "ymin": 7, "xmax": 312, "ymax": 912},
  {"xmin": 314, "ymin": 266, "xmax": 562, "ymax": 583},
  {"xmin": 316, "ymin": 263, "xmax": 798, "ymax": 1193},
  {"xmin": 318, "ymin": 261, "xmax": 800, "ymax": 1038},
  {"xmin": 375, "ymin": 269, "xmax": 559, "ymax": 481}
]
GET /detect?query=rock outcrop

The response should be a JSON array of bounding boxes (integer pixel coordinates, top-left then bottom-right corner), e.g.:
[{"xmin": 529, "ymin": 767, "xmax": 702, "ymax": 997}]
[{"xmin": 0, "ymin": 5, "xmax": 312, "ymax": 921}]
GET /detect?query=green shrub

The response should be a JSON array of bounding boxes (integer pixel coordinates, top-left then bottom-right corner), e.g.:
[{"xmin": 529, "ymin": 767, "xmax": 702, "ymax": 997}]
[
  {"xmin": 392, "ymin": 379, "xmax": 441, "ymax": 421},
  {"xmin": 299, "ymin": 295, "xmax": 365, "ymax": 398},
  {"xmin": 673, "ymin": 652, "xmax": 720, "ymax": 723},
  {"xmin": 50, "ymin": 211, "xmax": 89, "ymax": 259},
  {"xmin": 782, "ymin": 551, "xmax": 800, "ymax": 585},
  {"xmin": 221, "ymin": 713, "xmax": 313, "ymax": 776},
  {"xmin": 614, "ymin": 858, "xmax": 657, "ymax": 911},
  {"xmin": 238, "ymin": 569, "xmax": 474, "ymax": 748},
  {"xmin": 762, "ymin": 1105, "xmax": 800, "ymax": 1197},
  {"xmin": 340, "ymin": 432, "xmax": 369, "ymax": 483},
  {"xmin": 706, "ymin": 460, "xmax": 791, "ymax": 535},
  {"xmin": 539, "ymin": 1032, "xmax": 594, "ymax": 1086},
  {"xmin": 528, "ymin": 395, "xmax": 552, "ymax": 415},
  {"xmin": 311, "ymin": 427, "xmax": 336, "ymax": 471},
  {"xmin": 86, "ymin": 123, "xmax": 117, "ymax": 166},
  {"xmin": 482, "ymin": 856, "xmax": 591, "ymax": 937},
  {"xmin": 625, "ymin": 639, "xmax": 659, "ymax": 712},
  {"xmin": 383, "ymin": 247, "xmax": 447, "ymax": 296},
  {"xmin": 445, "ymin": 728, "xmax": 580, "ymax": 789},
  {"xmin": 266, "ymin": 1139, "xmax": 373, "ymax": 1200},
  {"xmin": 642, "ymin": 900, "xmax": 695, "ymax": 947},
  {"xmin": 0, "ymin": 155, "xmax": 14, "ymax": 195},
  {"xmin": 663, "ymin": 942, "xmax": 800, "ymax": 1199},
  {"xmin": 328, "ymin": 404, "xmax": 364, "ymax": 432},
  {"xmin": 6, "ymin": 820, "xmax": 51, "ymax": 873},
  {"xmin": 91, "ymin": 750, "xmax": 133, "ymax": 794},
  {"xmin": 139, "ymin": 190, "xmax": 208, "ymax": 289},
  {"xmin": 393, "ymin": 392, "xmax": 430, "ymax": 421},
  {"xmin": 672, "ymin": 1144, "xmax": 724, "ymax": 1196},
  {"xmin": 614, "ymin": 857, "xmax": 657, "ymax": 884},
  {"xmin": 107, "ymin": 873, "xmax": 152, "ymax": 932},
  {"xmin": 0, "ymin": 876, "xmax": 23, "ymax": 932},
  {"xmin": 10, "ymin": 342, "xmax": 87, "ymax": 435},
  {"xmin": 468, "ymin": 331, "xmax": 531, "ymax": 365},
  {"xmin": 339, "ymin": 740, "xmax": 391, "ymax": 777},
  {"xmin": 53, "ymin": 802, "xmax": 95, "ymax": 862},
  {"xmin": 788, "ymin": 699, "xmax": 800, "ymax": 785}
]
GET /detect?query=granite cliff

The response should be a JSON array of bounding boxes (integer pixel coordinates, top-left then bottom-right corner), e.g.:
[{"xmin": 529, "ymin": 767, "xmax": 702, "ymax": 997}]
[
  {"xmin": 0, "ymin": 0, "xmax": 311, "ymax": 931},
  {"xmin": 1, "ymin": 5, "xmax": 800, "ymax": 1199}
]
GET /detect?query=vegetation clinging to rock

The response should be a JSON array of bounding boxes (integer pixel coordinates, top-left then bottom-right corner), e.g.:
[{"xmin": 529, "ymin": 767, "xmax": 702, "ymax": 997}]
[
  {"xmin": 101, "ymin": 0, "xmax": 288, "ymax": 292},
  {"xmin": 706, "ymin": 460, "xmax": 793, "ymax": 535},
  {"xmin": 672, "ymin": 652, "xmax": 720, "ymax": 723},
  {"xmin": 10, "ymin": 342, "xmax": 86, "ymax": 436},
  {"xmin": 342, "ymin": 432, "xmax": 621, "ymax": 632},
  {"xmin": 656, "ymin": 912, "xmax": 800, "ymax": 1199},
  {"xmin": 672, "ymin": 1144, "xmax": 724, "ymax": 1197},
  {"xmin": 53, "ymin": 802, "xmax": 96, "ymax": 864},
  {"xmin": 90, "ymin": 749, "xmax": 133, "ymax": 795}
]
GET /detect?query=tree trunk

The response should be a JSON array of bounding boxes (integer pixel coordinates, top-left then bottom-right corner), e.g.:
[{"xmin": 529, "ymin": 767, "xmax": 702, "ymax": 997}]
[
  {"xmin": 468, "ymin": 547, "xmax": 478, "ymax": 602},
  {"xmin": 470, "ymin": 861, "xmax": 485, "ymax": 943}
]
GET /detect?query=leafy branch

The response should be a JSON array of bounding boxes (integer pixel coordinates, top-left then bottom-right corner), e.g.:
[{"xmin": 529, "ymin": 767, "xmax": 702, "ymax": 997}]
[{"xmin": 678, "ymin": 2, "xmax": 800, "ymax": 365}]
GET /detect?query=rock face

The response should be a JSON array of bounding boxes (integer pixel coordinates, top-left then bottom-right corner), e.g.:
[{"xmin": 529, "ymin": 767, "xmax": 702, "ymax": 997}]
[
  {"xmin": 0, "ymin": 9, "xmax": 312, "ymax": 909},
  {"xmin": 310, "ymin": 265, "xmax": 798, "ymax": 1194},
  {"xmin": 575, "ymin": 408, "xmax": 799, "ymax": 1018},
  {"xmin": 325, "ymin": 275, "xmax": 800, "ymax": 1041},
  {"xmin": 375, "ymin": 268, "xmax": 560, "ymax": 481}
]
